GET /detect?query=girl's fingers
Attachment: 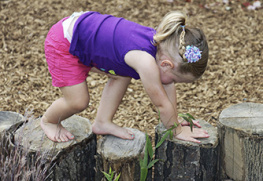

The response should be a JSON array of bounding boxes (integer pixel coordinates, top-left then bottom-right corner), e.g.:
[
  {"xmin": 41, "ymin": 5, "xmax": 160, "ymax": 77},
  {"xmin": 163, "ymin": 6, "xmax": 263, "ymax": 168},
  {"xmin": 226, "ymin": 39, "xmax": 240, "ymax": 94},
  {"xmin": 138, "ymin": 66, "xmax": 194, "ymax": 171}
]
[
  {"xmin": 175, "ymin": 126, "xmax": 209, "ymax": 143},
  {"xmin": 180, "ymin": 120, "xmax": 202, "ymax": 128},
  {"xmin": 191, "ymin": 138, "xmax": 201, "ymax": 143},
  {"xmin": 183, "ymin": 137, "xmax": 201, "ymax": 143},
  {"xmin": 195, "ymin": 131, "xmax": 209, "ymax": 138},
  {"xmin": 193, "ymin": 120, "xmax": 201, "ymax": 128}
]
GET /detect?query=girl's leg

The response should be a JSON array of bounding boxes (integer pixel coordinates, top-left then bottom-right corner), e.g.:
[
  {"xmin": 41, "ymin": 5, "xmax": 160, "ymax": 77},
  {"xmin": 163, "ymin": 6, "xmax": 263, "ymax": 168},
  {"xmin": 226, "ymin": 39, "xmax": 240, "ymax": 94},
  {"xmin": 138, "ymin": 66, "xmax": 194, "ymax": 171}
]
[
  {"xmin": 92, "ymin": 75, "xmax": 134, "ymax": 140},
  {"xmin": 41, "ymin": 81, "xmax": 90, "ymax": 142}
]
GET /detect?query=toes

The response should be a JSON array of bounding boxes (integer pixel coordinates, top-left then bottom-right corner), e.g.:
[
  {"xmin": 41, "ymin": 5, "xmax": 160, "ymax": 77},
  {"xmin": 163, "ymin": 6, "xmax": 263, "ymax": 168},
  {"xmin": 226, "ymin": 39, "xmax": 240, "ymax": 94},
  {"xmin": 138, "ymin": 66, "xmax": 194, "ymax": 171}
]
[
  {"xmin": 56, "ymin": 131, "xmax": 74, "ymax": 142},
  {"xmin": 127, "ymin": 130, "xmax": 135, "ymax": 140},
  {"xmin": 65, "ymin": 132, "xmax": 74, "ymax": 140},
  {"xmin": 54, "ymin": 135, "xmax": 62, "ymax": 142},
  {"xmin": 56, "ymin": 138, "xmax": 62, "ymax": 143},
  {"xmin": 49, "ymin": 136, "xmax": 59, "ymax": 142},
  {"xmin": 60, "ymin": 134, "xmax": 69, "ymax": 142}
]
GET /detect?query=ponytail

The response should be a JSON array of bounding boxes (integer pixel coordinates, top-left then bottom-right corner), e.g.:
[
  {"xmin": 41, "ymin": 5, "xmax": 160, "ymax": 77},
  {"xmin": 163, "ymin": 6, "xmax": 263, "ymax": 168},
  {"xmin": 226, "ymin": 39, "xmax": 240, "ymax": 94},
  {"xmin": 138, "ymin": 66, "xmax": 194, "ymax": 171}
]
[{"xmin": 153, "ymin": 11, "xmax": 186, "ymax": 44}]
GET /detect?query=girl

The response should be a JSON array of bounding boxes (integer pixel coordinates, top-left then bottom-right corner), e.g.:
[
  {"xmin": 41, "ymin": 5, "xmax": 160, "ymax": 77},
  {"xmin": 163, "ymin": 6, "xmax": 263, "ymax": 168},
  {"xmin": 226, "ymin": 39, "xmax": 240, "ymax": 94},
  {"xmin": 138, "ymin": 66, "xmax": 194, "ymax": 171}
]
[{"xmin": 41, "ymin": 11, "xmax": 209, "ymax": 143}]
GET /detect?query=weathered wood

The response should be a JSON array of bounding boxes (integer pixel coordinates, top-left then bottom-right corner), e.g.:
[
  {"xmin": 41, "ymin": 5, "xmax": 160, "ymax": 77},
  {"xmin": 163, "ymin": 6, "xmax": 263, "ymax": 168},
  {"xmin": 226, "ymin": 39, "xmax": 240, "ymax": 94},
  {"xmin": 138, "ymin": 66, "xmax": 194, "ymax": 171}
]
[
  {"xmin": 0, "ymin": 111, "xmax": 23, "ymax": 132},
  {"xmin": 218, "ymin": 102, "xmax": 263, "ymax": 181},
  {"xmin": 12, "ymin": 115, "xmax": 97, "ymax": 181},
  {"xmin": 154, "ymin": 120, "xmax": 219, "ymax": 181},
  {"xmin": 95, "ymin": 128, "xmax": 152, "ymax": 181}
]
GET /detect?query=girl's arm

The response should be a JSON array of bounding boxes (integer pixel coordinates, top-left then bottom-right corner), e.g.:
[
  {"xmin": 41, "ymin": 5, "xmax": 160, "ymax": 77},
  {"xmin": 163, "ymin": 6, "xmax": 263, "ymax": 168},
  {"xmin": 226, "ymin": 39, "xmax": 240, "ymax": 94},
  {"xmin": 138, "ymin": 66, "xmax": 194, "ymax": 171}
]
[
  {"xmin": 163, "ymin": 83, "xmax": 201, "ymax": 128},
  {"xmin": 125, "ymin": 51, "xmax": 181, "ymax": 131},
  {"xmin": 125, "ymin": 50, "xmax": 208, "ymax": 143}
]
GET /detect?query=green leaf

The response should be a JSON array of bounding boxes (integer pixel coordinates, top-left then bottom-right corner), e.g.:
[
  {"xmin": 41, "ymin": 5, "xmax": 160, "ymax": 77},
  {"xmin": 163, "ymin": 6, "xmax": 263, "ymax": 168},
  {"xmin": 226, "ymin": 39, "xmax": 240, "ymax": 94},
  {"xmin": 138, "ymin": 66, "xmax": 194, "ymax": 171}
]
[
  {"xmin": 156, "ymin": 130, "xmax": 170, "ymax": 149},
  {"xmin": 110, "ymin": 170, "xmax": 114, "ymax": 179},
  {"xmin": 102, "ymin": 171, "xmax": 112, "ymax": 181},
  {"xmin": 167, "ymin": 125, "xmax": 177, "ymax": 132},
  {"xmin": 140, "ymin": 158, "xmax": 143, "ymax": 167},
  {"xmin": 178, "ymin": 113, "xmax": 190, "ymax": 122},
  {"xmin": 142, "ymin": 134, "xmax": 148, "ymax": 167},
  {"xmin": 186, "ymin": 113, "xmax": 195, "ymax": 120},
  {"xmin": 140, "ymin": 167, "xmax": 148, "ymax": 181},
  {"xmin": 189, "ymin": 120, "xmax": 193, "ymax": 132},
  {"xmin": 114, "ymin": 173, "xmax": 121, "ymax": 181},
  {"xmin": 147, "ymin": 159, "xmax": 159, "ymax": 169},
  {"xmin": 139, "ymin": 158, "xmax": 143, "ymax": 167},
  {"xmin": 173, "ymin": 122, "xmax": 178, "ymax": 127},
  {"xmin": 146, "ymin": 134, "xmax": 153, "ymax": 159},
  {"xmin": 169, "ymin": 130, "xmax": 173, "ymax": 139},
  {"xmin": 178, "ymin": 113, "xmax": 185, "ymax": 118},
  {"xmin": 179, "ymin": 113, "xmax": 195, "ymax": 132}
]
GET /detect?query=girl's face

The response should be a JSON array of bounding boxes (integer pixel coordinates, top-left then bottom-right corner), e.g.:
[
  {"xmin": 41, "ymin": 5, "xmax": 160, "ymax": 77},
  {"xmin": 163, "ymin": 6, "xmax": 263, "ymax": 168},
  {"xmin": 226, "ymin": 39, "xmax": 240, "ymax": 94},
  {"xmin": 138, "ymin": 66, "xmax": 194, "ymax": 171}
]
[
  {"xmin": 157, "ymin": 50, "xmax": 196, "ymax": 85},
  {"xmin": 159, "ymin": 66, "xmax": 196, "ymax": 84}
]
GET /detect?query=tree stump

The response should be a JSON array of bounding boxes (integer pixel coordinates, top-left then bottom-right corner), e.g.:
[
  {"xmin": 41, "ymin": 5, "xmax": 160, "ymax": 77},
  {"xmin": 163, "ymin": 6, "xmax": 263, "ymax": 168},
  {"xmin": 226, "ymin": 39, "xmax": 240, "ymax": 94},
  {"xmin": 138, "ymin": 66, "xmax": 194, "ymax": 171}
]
[
  {"xmin": 95, "ymin": 128, "xmax": 152, "ymax": 181},
  {"xmin": 218, "ymin": 102, "xmax": 263, "ymax": 181},
  {"xmin": 0, "ymin": 111, "xmax": 25, "ymax": 178},
  {"xmin": 10, "ymin": 115, "xmax": 96, "ymax": 181},
  {"xmin": 0, "ymin": 111, "xmax": 23, "ymax": 132},
  {"xmin": 154, "ymin": 120, "xmax": 219, "ymax": 181}
]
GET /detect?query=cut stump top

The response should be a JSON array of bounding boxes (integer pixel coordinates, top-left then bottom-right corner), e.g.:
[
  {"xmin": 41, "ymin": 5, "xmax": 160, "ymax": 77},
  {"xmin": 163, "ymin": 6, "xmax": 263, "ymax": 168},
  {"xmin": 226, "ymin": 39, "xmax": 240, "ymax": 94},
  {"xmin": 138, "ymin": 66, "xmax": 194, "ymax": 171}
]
[
  {"xmin": 14, "ymin": 115, "xmax": 92, "ymax": 151},
  {"xmin": 0, "ymin": 111, "xmax": 23, "ymax": 132},
  {"xmin": 97, "ymin": 128, "xmax": 146, "ymax": 161},
  {"xmin": 219, "ymin": 102, "xmax": 263, "ymax": 136}
]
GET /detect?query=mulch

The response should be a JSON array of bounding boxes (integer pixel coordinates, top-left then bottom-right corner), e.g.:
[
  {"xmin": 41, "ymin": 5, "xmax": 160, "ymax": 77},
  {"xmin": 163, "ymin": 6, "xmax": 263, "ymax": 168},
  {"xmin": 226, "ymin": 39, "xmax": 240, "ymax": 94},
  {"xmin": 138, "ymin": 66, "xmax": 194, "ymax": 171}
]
[{"xmin": 1, "ymin": 0, "xmax": 262, "ymax": 138}]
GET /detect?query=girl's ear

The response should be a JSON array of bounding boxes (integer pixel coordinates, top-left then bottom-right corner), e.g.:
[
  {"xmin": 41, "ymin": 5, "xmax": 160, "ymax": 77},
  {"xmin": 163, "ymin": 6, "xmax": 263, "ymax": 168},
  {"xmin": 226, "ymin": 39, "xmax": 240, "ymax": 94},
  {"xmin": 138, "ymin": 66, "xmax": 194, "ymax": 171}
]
[{"xmin": 160, "ymin": 60, "xmax": 174, "ymax": 69}]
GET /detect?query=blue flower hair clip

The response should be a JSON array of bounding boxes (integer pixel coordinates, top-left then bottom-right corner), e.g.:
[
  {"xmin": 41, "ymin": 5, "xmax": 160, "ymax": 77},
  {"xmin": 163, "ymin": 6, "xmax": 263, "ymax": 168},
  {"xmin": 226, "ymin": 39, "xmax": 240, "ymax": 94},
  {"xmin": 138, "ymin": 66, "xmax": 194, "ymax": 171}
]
[{"xmin": 184, "ymin": 45, "xmax": 202, "ymax": 63}]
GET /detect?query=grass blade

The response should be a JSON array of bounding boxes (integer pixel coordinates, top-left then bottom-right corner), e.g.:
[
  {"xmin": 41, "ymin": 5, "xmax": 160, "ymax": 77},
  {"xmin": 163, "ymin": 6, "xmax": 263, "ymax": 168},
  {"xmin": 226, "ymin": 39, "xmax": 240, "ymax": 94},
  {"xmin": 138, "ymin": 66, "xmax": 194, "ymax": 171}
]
[
  {"xmin": 186, "ymin": 113, "xmax": 195, "ymax": 120},
  {"xmin": 146, "ymin": 134, "xmax": 153, "ymax": 159},
  {"xmin": 147, "ymin": 159, "xmax": 159, "ymax": 169},
  {"xmin": 140, "ymin": 167, "xmax": 148, "ymax": 181},
  {"xmin": 114, "ymin": 173, "xmax": 121, "ymax": 181},
  {"xmin": 102, "ymin": 171, "xmax": 112, "ymax": 181},
  {"xmin": 156, "ymin": 130, "xmax": 170, "ymax": 149}
]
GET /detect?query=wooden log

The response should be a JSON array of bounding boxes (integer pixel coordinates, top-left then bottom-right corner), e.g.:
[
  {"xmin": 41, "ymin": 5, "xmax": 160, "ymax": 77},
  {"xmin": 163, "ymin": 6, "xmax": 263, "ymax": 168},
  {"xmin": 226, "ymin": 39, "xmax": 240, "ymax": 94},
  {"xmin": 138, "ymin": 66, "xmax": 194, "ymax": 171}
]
[
  {"xmin": 0, "ymin": 111, "xmax": 23, "ymax": 132},
  {"xmin": 154, "ymin": 120, "xmax": 219, "ymax": 181},
  {"xmin": 9, "ymin": 115, "xmax": 96, "ymax": 181},
  {"xmin": 95, "ymin": 128, "xmax": 152, "ymax": 181},
  {"xmin": 0, "ymin": 111, "xmax": 25, "ymax": 178},
  {"xmin": 218, "ymin": 102, "xmax": 263, "ymax": 181}
]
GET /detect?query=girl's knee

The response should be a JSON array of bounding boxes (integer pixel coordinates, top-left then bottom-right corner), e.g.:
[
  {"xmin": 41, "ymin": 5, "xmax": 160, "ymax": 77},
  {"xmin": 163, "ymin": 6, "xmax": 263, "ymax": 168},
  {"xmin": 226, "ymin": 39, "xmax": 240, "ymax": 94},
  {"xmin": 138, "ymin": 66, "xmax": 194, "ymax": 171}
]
[{"xmin": 67, "ymin": 96, "xmax": 90, "ymax": 112}]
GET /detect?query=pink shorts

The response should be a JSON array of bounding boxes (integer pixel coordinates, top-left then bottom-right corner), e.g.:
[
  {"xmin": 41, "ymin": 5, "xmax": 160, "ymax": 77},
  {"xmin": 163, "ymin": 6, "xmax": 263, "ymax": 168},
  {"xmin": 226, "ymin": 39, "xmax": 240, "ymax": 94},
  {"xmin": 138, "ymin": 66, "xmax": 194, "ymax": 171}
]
[{"xmin": 44, "ymin": 17, "xmax": 91, "ymax": 87}]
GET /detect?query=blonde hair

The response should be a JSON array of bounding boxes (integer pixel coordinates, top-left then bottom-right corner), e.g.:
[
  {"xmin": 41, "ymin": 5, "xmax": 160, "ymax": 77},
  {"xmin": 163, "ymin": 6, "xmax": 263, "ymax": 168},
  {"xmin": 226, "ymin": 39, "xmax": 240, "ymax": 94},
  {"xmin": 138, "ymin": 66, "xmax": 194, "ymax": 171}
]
[{"xmin": 153, "ymin": 11, "xmax": 209, "ymax": 78}]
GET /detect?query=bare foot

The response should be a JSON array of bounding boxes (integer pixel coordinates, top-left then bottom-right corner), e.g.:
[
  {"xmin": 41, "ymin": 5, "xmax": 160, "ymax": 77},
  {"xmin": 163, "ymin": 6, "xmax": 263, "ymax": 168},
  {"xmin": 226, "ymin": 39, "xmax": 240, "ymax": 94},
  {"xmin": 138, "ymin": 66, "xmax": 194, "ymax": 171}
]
[
  {"xmin": 40, "ymin": 118, "xmax": 74, "ymax": 142},
  {"xmin": 92, "ymin": 121, "xmax": 134, "ymax": 140}
]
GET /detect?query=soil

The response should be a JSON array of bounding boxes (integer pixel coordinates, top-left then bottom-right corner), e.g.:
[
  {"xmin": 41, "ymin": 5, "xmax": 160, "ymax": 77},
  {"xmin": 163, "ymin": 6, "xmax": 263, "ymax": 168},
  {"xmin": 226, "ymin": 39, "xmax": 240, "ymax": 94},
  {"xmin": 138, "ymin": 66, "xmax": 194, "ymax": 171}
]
[{"xmin": 1, "ymin": 0, "xmax": 262, "ymax": 138}]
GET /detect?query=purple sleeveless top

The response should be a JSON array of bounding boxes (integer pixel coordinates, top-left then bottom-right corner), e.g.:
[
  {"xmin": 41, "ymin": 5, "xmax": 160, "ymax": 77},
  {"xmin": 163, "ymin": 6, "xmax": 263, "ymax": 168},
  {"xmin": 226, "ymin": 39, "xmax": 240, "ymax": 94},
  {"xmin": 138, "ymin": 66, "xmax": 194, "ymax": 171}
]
[{"xmin": 69, "ymin": 11, "xmax": 157, "ymax": 79}]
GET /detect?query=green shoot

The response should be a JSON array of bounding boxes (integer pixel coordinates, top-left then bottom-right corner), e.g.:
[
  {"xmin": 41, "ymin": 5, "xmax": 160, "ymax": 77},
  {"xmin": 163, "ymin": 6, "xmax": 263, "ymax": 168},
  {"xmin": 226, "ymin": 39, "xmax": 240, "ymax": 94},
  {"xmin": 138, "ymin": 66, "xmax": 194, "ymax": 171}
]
[
  {"xmin": 178, "ymin": 113, "xmax": 195, "ymax": 132},
  {"xmin": 102, "ymin": 167, "xmax": 120, "ymax": 181}
]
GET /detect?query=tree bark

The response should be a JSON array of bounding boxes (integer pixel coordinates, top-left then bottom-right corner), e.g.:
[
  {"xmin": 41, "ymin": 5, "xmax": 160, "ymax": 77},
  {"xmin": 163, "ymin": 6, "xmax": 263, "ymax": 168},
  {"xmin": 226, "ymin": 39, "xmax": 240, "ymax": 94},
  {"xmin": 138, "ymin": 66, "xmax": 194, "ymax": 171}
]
[
  {"xmin": 154, "ymin": 120, "xmax": 219, "ymax": 181},
  {"xmin": 218, "ymin": 102, "xmax": 263, "ymax": 181},
  {"xmin": 11, "ymin": 115, "xmax": 97, "ymax": 181},
  {"xmin": 95, "ymin": 128, "xmax": 152, "ymax": 181}
]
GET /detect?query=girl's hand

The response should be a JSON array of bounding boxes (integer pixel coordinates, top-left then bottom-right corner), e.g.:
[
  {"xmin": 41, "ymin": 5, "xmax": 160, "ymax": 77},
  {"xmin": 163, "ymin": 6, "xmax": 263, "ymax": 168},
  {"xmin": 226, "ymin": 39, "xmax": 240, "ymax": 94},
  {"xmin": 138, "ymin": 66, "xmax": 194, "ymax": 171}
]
[
  {"xmin": 180, "ymin": 119, "xmax": 202, "ymax": 128},
  {"xmin": 175, "ymin": 126, "xmax": 209, "ymax": 143}
]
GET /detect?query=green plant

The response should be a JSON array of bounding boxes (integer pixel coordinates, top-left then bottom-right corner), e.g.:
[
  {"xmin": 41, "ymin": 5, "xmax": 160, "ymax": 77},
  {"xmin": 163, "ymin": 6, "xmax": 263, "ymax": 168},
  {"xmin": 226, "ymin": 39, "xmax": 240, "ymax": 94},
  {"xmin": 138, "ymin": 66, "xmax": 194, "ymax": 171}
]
[
  {"xmin": 101, "ymin": 167, "xmax": 121, "ymax": 181},
  {"xmin": 139, "ymin": 113, "xmax": 195, "ymax": 181}
]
